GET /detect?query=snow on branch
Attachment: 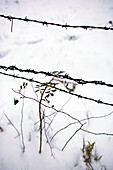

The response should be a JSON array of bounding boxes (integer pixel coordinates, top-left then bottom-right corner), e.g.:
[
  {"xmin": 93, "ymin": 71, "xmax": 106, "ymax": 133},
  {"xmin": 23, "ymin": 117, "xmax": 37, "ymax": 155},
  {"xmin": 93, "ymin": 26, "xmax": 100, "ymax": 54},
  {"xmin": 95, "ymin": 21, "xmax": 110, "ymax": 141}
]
[{"xmin": 0, "ymin": 14, "xmax": 113, "ymax": 31}]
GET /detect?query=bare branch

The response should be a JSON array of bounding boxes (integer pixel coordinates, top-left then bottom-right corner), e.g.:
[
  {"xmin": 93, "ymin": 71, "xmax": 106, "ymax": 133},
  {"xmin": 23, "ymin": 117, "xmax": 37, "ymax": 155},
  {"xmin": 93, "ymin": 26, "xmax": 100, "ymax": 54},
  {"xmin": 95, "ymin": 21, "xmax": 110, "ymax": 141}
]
[
  {"xmin": 62, "ymin": 124, "xmax": 85, "ymax": 151},
  {"xmin": 81, "ymin": 110, "xmax": 113, "ymax": 122},
  {"xmin": 50, "ymin": 122, "xmax": 76, "ymax": 142},
  {"xmin": 4, "ymin": 113, "xmax": 20, "ymax": 137},
  {"xmin": 12, "ymin": 88, "xmax": 113, "ymax": 132},
  {"xmin": 46, "ymin": 97, "xmax": 72, "ymax": 132},
  {"xmin": 12, "ymin": 83, "xmax": 113, "ymax": 154},
  {"xmin": 50, "ymin": 110, "xmax": 113, "ymax": 142},
  {"xmin": 20, "ymin": 90, "xmax": 25, "ymax": 153},
  {"xmin": 43, "ymin": 111, "xmax": 55, "ymax": 158},
  {"xmin": 31, "ymin": 83, "xmax": 38, "ymax": 100},
  {"xmin": 81, "ymin": 128, "xmax": 113, "ymax": 136}
]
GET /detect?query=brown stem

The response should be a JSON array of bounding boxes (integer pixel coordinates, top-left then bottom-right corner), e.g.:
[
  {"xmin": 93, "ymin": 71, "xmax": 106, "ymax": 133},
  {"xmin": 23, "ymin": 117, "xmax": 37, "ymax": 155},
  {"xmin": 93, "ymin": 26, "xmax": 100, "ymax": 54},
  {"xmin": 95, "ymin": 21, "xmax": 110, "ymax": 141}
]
[
  {"xmin": 39, "ymin": 85, "xmax": 48, "ymax": 153},
  {"xmin": 38, "ymin": 77, "xmax": 54, "ymax": 153},
  {"xmin": 39, "ymin": 99, "xmax": 43, "ymax": 153}
]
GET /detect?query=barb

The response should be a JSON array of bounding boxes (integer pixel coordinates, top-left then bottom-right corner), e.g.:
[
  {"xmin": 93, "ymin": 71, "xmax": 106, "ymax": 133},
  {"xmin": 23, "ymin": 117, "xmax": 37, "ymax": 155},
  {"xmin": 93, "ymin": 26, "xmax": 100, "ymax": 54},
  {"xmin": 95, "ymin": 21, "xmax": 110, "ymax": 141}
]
[
  {"xmin": 0, "ymin": 71, "xmax": 44, "ymax": 85},
  {"xmin": 55, "ymin": 86, "xmax": 113, "ymax": 107},
  {"xmin": 11, "ymin": 19, "xmax": 13, "ymax": 32},
  {"xmin": 0, "ymin": 14, "xmax": 113, "ymax": 31},
  {"xmin": 1, "ymin": 71, "xmax": 113, "ymax": 107},
  {"xmin": 0, "ymin": 65, "xmax": 113, "ymax": 88}
]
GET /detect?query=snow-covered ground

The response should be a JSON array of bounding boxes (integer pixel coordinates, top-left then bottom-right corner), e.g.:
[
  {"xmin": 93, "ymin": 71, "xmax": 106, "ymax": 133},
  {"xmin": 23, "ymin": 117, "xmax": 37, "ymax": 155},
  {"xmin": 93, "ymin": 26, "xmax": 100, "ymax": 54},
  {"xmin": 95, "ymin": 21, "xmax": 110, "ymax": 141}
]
[{"xmin": 0, "ymin": 0, "xmax": 113, "ymax": 169}]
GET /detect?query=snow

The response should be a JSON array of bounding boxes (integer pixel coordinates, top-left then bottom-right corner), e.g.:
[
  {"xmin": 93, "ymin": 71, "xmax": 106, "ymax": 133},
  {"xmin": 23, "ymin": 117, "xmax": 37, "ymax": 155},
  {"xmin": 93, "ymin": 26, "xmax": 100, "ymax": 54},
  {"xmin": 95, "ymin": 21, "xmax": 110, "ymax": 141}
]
[{"xmin": 0, "ymin": 0, "xmax": 113, "ymax": 169}]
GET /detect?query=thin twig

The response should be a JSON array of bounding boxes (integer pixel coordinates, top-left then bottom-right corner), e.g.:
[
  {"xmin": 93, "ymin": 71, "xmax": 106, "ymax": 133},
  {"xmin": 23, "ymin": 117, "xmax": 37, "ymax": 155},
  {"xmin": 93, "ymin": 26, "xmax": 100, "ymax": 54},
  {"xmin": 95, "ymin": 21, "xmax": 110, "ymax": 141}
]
[
  {"xmin": 81, "ymin": 110, "xmax": 113, "ymax": 122},
  {"xmin": 50, "ymin": 122, "xmax": 76, "ymax": 142},
  {"xmin": 13, "ymin": 88, "xmax": 113, "ymax": 136},
  {"xmin": 38, "ymin": 80, "xmax": 49, "ymax": 153},
  {"xmin": 62, "ymin": 124, "xmax": 85, "ymax": 151},
  {"xmin": 81, "ymin": 128, "xmax": 113, "ymax": 136},
  {"xmin": 4, "ymin": 113, "xmax": 20, "ymax": 137},
  {"xmin": 14, "ymin": 88, "xmax": 107, "ymax": 126},
  {"xmin": 46, "ymin": 113, "xmax": 57, "ymax": 132},
  {"xmin": 43, "ymin": 111, "xmax": 55, "ymax": 159},
  {"xmin": 20, "ymin": 90, "xmax": 25, "ymax": 153},
  {"xmin": 31, "ymin": 83, "xmax": 38, "ymax": 101},
  {"xmin": 50, "ymin": 110, "xmax": 113, "ymax": 141},
  {"xmin": 46, "ymin": 97, "xmax": 72, "ymax": 132}
]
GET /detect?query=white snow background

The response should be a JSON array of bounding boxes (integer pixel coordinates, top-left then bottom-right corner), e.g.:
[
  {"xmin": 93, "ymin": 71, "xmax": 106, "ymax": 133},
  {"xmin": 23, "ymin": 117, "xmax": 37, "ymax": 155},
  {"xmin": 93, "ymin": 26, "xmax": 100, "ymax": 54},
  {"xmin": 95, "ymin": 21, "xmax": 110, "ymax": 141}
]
[{"xmin": 0, "ymin": 0, "xmax": 113, "ymax": 169}]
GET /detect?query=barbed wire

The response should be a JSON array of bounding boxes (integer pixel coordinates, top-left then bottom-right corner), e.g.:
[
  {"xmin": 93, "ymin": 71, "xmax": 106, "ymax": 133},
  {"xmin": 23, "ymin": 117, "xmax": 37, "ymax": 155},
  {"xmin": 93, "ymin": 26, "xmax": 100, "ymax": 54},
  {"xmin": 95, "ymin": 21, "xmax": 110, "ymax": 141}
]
[
  {"xmin": 0, "ymin": 65, "xmax": 113, "ymax": 88},
  {"xmin": 0, "ymin": 69, "xmax": 113, "ymax": 107},
  {"xmin": 1, "ymin": 13, "xmax": 113, "ymax": 155},
  {"xmin": 0, "ymin": 14, "xmax": 113, "ymax": 31}
]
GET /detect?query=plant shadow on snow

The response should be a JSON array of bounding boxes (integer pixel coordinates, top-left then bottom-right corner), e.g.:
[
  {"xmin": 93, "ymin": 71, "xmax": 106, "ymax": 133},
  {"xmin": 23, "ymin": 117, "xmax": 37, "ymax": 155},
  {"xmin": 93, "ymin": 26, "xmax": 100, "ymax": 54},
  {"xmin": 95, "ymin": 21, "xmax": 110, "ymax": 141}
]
[{"xmin": 64, "ymin": 35, "xmax": 78, "ymax": 41}]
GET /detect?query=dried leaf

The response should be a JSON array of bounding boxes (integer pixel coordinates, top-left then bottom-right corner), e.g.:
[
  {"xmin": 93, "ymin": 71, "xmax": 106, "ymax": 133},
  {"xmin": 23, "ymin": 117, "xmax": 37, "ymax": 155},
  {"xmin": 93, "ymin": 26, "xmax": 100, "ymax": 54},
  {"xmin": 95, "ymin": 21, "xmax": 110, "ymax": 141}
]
[
  {"xmin": 40, "ymin": 90, "xmax": 42, "ymax": 95},
  {"xmin": 0, "ymin": 127, "xmax": 3, "ymax": 132},
  {"xmin": 98, "ymin": 155, "xmax": 103, "ymax": 161},
  {"xmin": 14, "ymin": 98, "xmax": 19, "ymax": 105}
]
